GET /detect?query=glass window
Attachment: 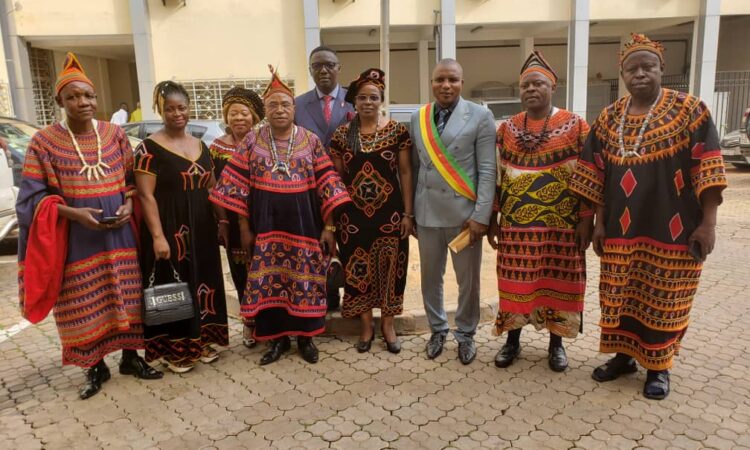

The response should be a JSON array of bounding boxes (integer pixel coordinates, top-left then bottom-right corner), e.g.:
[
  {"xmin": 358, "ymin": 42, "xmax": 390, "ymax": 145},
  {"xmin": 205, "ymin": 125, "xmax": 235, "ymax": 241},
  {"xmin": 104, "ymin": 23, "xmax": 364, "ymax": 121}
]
[
  {"xmin": 122, "ymin": 124, "xmax": 141, "ymax": 138},
  {"xmin": 144, "ymin": 123, "xmax": 162, "ymax": 137},
  {"xmin": 187, "ymin": 125, "xmax": 207, "ymax": 139}
]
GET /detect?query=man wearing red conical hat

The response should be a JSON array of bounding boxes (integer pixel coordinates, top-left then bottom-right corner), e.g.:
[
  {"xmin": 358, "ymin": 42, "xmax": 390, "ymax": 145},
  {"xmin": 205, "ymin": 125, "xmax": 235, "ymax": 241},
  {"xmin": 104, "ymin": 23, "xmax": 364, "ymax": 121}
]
[
  {"xmin": 210, "ymin": 66, "xmax": 351, "ymax": 365},
  {"xmin": 487, "ymin": 50, "xmax": 591, "ymax": 373},
  {"xmin": 16, "ymin": 52, "xmax": 162, "ymax": 400},
  {"xmin": 571, "ymin": 34, "xmax": 727, "ymax": 400}
]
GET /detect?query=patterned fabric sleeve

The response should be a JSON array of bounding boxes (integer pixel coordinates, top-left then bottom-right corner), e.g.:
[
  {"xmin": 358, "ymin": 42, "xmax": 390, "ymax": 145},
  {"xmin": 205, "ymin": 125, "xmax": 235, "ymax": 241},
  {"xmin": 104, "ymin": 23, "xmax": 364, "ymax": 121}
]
[
  {"xmin": 115, "ymin": 127, "xmax": 136, "ymax": 199},
  {"xmin": 396, "ymin": 123, "xmax": 413, "ymax": 153},
  {"xmin": 312, "ymin": 134, "xmax": 351, "ymax": 221},
  {"xmin": 133, "ymin": 139, "xmax": 158, "ymax": 177},
  {"xmin": 329, "ymin": 125, "xmax": 347, "ymax": 158},
  {"xmin": 574, "ymin": 116, "xmax": 594, "ymax": 218},
  {"xmin": 570, "ymin": 111, "xmax": 606, "ymax": 207},
  {"xmin": 686, "ymin": 99, "xmax": 728, "ymax": 202},
  {"xmin": 208, "ymin": 134, "xmax": 253, "ymax": 217}
]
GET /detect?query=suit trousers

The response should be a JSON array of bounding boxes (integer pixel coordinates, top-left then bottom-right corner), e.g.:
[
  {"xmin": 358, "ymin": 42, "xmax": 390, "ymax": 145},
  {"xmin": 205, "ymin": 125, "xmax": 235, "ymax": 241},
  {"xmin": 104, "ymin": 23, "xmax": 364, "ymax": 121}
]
[{"xmin": 417, "ymin": 225, "xmax": 483, "ymax": 343}]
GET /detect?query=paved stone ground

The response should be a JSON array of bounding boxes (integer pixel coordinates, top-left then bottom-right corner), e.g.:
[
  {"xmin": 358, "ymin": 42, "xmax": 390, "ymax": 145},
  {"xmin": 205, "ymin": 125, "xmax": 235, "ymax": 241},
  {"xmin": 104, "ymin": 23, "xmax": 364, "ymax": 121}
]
[{"xmin": 1, "ymin": 169, "xmax": 749, "ymax": 450}]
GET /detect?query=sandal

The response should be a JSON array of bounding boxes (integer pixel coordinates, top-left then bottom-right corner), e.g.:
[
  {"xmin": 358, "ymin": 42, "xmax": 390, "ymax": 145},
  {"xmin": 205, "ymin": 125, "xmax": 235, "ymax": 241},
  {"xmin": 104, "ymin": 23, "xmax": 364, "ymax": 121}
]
[
  {"xmin": 200, "ymin": 345, "xmax": 220, "ymax": 364},
  {"xmin": 592, "ymin": 355, "xmax": 638, "ymax": 382},
  {"xmin": 164, "ymin": 358, "xmax": 195, "ymax": 374},
  {"xmin": 242, "ymin": 324, "xmax": 257, "ymax": 349},
  {"xmin": 643, "ymin": 370, "xmax": 670, "ymax": 400}
]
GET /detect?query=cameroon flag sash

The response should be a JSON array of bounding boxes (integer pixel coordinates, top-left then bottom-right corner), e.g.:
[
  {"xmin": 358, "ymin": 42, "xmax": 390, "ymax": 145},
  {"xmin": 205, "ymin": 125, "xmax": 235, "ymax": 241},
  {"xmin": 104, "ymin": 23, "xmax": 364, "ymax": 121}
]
[{"xmin": 418, "ymin": 103, "xmax": 477, "ymax": 201}]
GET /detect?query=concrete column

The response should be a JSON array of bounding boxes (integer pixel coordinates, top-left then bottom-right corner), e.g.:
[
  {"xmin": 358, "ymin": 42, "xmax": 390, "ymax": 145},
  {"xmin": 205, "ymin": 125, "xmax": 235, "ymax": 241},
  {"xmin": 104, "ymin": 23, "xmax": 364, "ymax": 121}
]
[
  {"xmin": 519, "ymin": 37, "xmax": 534, "ymax": 67},
  {"xmin": 0, "ymin": 0, "xmax": 35, "ymax": 123},
  {"xmin": 128, "ymin": 0, "xmax": 157, "ymax": 120},
  {"xmin": 302, "ymin": 0, "xmax": 320, "ymax": 90},
  {"xmin": 566, "ymin": 0, "xmax": 589, "ymax": 119},
  {"xmin": 689, "ymin": 0, "xmax": 721, "ymax": 112},
  {"xmin": 418, "ymin": 40, "xmax": 430, "ymax": 104},
  {"xmin": 380, "ymin": 0, "xmax": 390, "ymax": 111},
  {"xmin": 618, "ymin": 34, "xmax": 630, "ymax": 98},
  {"xmin": 439, "ymin": 0, "xmax": 456, "ymax": 61}
]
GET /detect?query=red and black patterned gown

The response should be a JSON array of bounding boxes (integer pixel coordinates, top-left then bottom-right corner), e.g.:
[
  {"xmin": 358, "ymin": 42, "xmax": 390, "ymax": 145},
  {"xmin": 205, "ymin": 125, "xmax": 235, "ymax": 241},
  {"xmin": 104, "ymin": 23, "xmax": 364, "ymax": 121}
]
[
  {"xmin": 209, "ymin": 126, "xmax": 350, "ymax": 339},
  {"xmin": 134, "ymin": 139, "xmax": 228, "ymax": 365},
  {"xmin": 17, "ymin": 121, "xmax": 144, "ymax": 367},
  {"xmin": 329, "ymin": 120, "xmax": 411, "ymax": 318},
  {"xmin": 570, "ymin": 89, "xmax": 727, "ymax": 370}
]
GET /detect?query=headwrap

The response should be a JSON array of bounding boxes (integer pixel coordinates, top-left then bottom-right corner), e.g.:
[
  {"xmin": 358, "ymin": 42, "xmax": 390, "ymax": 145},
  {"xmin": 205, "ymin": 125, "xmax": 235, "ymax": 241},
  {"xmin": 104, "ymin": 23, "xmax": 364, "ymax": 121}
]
[
  {"xmin": 520, "ymin": 50, "xmax": 558, "ymax": 87},
  {"xmin": 55, "ymin": 52, "xmax": 94, "ymax": 96},
  {"xmin": 262, "ymin": 65, "xmax": 294, "ymax": 101},
  {"xmin": 619, "ymin": 33, "xmax": 665, "ymax": 67},
  {"xmin": 222, "ymin": 87, "xmax": 264, "ymax": 123},
  {"xmin": 344, "ymin": 68, "xmax": 386, "ymax": 104}
]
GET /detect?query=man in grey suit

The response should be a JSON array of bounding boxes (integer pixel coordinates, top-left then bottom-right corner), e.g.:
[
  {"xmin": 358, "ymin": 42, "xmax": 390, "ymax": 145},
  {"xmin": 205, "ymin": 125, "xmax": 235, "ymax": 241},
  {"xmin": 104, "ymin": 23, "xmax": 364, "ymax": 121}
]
[
  {"xmin": 410, "ymin": 59, "xmax": 497, "ymax": 364},
  {"xmin": 295, "ymin": 46, "xmax": 355, "ymax": 311}
]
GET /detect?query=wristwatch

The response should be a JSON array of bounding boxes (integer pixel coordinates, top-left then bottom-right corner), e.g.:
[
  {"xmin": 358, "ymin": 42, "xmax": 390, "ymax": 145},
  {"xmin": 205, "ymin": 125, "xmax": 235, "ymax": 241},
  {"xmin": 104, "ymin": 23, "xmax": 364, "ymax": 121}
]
[{"xmin": 324, "ymin": 224, "xmax": 337, "ymax": 232}]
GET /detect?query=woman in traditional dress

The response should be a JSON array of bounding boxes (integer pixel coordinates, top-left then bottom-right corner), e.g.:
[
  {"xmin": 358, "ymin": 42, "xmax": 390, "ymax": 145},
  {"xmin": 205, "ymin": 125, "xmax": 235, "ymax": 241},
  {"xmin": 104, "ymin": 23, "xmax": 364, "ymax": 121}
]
[
  {"xmin": 210, "ymin": 87, "xmax": 265, "ymax": 348},
  {"xmin": 487, "ymin": 51, "xmax": 590, "ymax": 372},
  {"xmin": 210, "ymin": 66, "xmax": 350, "ymax": 365},
  {"xmin": 329, "ymin": 68, "xmax": 414, "ymax": 354},
  {"xmin": 135, "ymin": 81, "xmax": 228, "ymax": 373},
  {"xmin": 570, "ymin": 34, "xmax": 727, "ymax": 399},
  {"xmin": 16, "ymin": 52, "xmax": 162, "ymax": 400}
]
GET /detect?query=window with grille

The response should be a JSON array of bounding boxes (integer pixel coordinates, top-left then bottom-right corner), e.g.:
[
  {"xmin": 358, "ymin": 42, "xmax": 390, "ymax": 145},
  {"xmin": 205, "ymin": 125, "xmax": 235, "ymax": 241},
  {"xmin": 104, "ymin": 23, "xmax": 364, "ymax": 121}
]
[
  {"xmin": 0, "ymin": 83, "xmax": 13, "ymax": 117},
  {"xmin": 29, "ymin": 48, "xmax": 58, "ymax": 126},
  {"xmin": 179, "ymin": 78, "xmax": 295, "ymax": 121}
]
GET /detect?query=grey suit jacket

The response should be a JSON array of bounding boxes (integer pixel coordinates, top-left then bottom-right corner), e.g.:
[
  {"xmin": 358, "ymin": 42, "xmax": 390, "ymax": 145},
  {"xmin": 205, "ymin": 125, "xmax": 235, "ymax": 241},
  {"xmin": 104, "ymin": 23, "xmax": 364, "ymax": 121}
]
[
  {"xmin": 294, "ymin": 86, "xmax": 354, "ymax": 148},
  {"xmin": 410, "ymin": 97, "xmax": 497, "ymax": 228}
]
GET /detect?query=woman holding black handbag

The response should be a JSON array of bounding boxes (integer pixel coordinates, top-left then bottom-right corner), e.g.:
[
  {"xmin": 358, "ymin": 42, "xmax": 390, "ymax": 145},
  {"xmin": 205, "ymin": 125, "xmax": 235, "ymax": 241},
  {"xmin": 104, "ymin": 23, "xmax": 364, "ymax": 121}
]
[{"xmin": 135, "ymin": 81, "xmax": 229, "ymax": 373}]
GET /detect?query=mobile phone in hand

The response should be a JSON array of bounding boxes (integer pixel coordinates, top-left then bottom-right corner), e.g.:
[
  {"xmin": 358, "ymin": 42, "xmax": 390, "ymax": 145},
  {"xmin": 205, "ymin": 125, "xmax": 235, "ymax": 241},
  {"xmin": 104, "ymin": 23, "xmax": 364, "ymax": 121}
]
[
  {"xmin": 688, "ymin": 240, "xmax": 704, "ymax": 262},
  {"xmin": 99, "ymin": 216, "xmax": 119, "ymax": 225}
]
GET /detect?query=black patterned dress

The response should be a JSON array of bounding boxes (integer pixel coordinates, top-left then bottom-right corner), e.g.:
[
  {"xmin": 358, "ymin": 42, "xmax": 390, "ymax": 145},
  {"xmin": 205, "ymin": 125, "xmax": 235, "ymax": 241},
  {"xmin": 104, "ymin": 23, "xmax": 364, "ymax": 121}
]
[
  {"xmin": 570, "ymin": 89, "xmax": 727, "ymax": 370},
  {"xmin": 134, "ymin": 138, "xmax": 229, "ymax": 365},
  {"xmin": 330, "ymin": 120, "xmax": 412, "ymax": 318}
]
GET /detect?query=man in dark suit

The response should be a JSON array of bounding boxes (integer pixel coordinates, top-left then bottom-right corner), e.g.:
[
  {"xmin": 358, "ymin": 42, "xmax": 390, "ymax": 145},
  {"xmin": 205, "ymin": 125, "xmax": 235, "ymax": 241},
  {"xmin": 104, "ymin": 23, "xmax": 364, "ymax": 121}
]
[{"xmin": 295, "ymin": 46, "xmax": 355, "ymax": 311}]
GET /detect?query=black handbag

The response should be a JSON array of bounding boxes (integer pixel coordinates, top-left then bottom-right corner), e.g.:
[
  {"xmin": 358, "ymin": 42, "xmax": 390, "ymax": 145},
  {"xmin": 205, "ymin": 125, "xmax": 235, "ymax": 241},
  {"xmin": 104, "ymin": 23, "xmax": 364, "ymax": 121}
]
[{"xmin": 143, "ymin": 260, "xmax": 195, "ymax": 326}]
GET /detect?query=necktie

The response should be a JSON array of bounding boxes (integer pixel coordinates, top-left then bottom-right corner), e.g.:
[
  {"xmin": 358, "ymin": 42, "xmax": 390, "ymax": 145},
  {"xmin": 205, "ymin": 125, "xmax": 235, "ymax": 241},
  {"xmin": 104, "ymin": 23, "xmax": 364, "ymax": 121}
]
[
  {"xmin": 323, "ymin": 95, "xmax": 333, "ymax": 124},
  {"xmin": 437, "ymin": 108, "xmax": 450, "ymax": 135}
]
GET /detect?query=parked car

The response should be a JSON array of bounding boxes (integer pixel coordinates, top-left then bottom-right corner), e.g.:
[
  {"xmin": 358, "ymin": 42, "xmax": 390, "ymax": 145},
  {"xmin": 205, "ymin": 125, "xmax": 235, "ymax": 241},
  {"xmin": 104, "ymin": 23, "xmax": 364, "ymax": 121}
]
[
  {"xmin": 720, "ymin": 128, "xmax": 750, "ymax": 170},
  {"xmin": 0, "ymin": 139, "xmax": 18, "ymax": 242},
  {"xmin": 0, "ymin": 117, "xmax": 41, "ymax": 187},
  {"xmin": 121, "ymin": 120, "xmax": 225, "ymax": 147},
  {"xmin": 477, "ymin": 98, "xmax": 523, "ymax": 126}
]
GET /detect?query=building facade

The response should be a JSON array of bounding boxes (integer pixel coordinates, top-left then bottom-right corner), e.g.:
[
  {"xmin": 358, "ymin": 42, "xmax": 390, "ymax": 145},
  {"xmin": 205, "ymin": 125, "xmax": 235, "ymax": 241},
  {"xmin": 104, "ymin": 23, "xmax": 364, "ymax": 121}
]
[{"xmin": 0, "ymin": 0, "xmax": 749, "ymax": 134}]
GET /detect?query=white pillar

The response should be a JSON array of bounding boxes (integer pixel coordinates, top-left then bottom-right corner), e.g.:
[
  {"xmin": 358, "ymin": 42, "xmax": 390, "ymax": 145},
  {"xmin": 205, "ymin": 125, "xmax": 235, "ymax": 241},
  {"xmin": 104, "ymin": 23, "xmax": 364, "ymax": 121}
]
[
  {"xmin": 129, "ymin": 0, "xmax": 158, "ymax": 120},
  {"xmin": 520, "ymin": 37, "xmax": 534, "ymax": 67},
  {"xmin": 690, "ymin": 0, "xmax": 721, "ymax": 112},
  {"xmin": 618, "ymin": 34, "xmax": 630, "ymax": 98},
  {"xmin": 418, "ymin": 40, "xmax": 430, "ymax": 104},
  {"xmin": 0, "ymin": 0, "xmax": 35, "ymax": 123},
  {"xmin": 303, "ymin": 0, "xmax": 321, "ymax": 90},
  {"xmin": 380, "ymin": 0, "xmax": 390, "ymax": 111},
  {"xmin": 439, "ymin": 0, "xmax": 456, "ymax": 61},
  {"xmin": 567, "ymin": 0, "xmax": 589, "ymax": 119}
]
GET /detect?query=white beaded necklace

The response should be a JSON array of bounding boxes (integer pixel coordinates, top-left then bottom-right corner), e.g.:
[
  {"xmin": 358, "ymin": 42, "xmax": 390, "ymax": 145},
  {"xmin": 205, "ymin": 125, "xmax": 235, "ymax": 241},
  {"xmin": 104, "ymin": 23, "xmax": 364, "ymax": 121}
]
[
  {"xmin": 62, "ymin": 119, "xmax": 110, "ymax": 180},
  {"xmin": 617, "ymin": 90, "xmax": 662, "ymax": 162},
  {"xmin": 268, "ymin": 125, "xmax": 296, "ymax": 176}
]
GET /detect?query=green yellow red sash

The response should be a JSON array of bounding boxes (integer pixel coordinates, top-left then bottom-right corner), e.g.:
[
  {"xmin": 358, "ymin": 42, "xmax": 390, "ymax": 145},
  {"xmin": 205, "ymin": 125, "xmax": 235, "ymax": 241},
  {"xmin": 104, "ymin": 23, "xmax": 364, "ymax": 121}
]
[{"xmin": 418, "ymin": 103, "xmax": 477, "ymax": 201}]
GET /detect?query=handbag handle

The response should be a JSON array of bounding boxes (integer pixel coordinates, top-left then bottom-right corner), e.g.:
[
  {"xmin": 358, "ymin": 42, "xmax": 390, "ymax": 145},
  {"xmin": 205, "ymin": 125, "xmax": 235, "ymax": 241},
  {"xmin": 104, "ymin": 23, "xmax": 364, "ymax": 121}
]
[{"xmin": 147, "ymin": 260, "xmax": 183, "ymax": 288}]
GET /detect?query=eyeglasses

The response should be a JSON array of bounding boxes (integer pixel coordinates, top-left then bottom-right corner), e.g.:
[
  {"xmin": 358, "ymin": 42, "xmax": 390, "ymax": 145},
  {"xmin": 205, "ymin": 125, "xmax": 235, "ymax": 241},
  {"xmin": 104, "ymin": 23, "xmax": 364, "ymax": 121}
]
[
  {"xmin": 310, "ymin": 62, "xmax": 340, "ymax": 72},
  {"xmin": 355, "ymin": 95, "xmax": 381, "ymax": 103}
]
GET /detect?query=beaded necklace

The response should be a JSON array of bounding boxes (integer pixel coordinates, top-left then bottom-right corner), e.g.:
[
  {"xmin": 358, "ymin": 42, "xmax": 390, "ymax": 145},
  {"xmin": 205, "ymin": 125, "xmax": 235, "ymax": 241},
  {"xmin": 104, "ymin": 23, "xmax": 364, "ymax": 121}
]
[
  {"xmin": 357, "ymin": 121, "xmax": 390, "ymax": 153},
  {"xmin": 269, "ymin": 125, "xmax": 296, "ymax": 176},
  {"xmin": 617, "ymin": 90, "xmax": 662, "ymax": 161},
  {"xmin": 520, "ymin": 107, "xmax": 552, "ymax": 152},
  {"xmin": 62, "ymin": 119, "xmax": 109, "ymax": 181}
]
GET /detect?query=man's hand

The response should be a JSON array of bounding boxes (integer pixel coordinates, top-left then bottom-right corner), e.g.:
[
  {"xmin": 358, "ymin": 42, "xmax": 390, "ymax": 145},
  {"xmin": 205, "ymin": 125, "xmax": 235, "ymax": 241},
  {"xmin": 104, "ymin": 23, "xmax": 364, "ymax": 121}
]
[
  {"xmin": 240, "ymin": 228, "xmax": 256, "ymax": 254},
  {"xmin": 575, "ymin": 216, "xmax": 594, "ymax": 253},
  {"xmin": 688, "ymin": 222, "xmax": 716, "ymax": 261},
  {"xmin": 486, "ymin": 218, "xmax": 499, "ymax": 250},
  {"xmin": 113, "ymin": 199, "xmax": 133, "ymax": 228},
  {"xmin": 592, "ymin": 221, "xmax": 606, "ymax": 257},
  {"xmin": 463, "ymin": 219, "xmax": 488, "ymax": 245}
]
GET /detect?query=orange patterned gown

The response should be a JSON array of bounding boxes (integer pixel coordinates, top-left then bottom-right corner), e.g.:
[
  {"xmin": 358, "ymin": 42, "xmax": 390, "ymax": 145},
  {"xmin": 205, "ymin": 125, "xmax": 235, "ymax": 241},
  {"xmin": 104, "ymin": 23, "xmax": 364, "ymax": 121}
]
[
  {"xmin": 16, "ymin": 122, "xmax": 144, "ymax": 367},
  {"xmin": 570, "ymin": 89, "xmax": 727, "ymax": 370},
  {"xmin": 494, "ymin": 109, "xmax": 590, "ymax": 338}
]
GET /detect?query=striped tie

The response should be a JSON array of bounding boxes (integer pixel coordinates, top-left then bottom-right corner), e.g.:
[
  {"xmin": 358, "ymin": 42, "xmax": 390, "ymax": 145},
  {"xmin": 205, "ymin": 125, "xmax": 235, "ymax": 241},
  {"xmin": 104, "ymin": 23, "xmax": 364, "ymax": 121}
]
[{"xmin": 436, "ymin": 108, "xmax": 449, "ymax": 135}]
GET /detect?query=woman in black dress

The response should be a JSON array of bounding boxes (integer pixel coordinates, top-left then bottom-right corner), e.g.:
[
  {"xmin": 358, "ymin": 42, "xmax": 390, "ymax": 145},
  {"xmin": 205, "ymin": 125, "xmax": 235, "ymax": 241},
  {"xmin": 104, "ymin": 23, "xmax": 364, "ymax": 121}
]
[{"xmin": 135, "ymin": 81, "xmax": 228, "ymax": 373}]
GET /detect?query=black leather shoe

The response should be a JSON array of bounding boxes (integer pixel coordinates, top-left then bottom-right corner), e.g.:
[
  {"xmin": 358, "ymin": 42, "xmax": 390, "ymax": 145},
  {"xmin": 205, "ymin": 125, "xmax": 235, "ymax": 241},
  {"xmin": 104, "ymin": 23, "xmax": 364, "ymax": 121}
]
[
  {"xmin": 356, "ymin": 324, "xmax": 375, "ymax": 353},
  {"xmin": 260, "ymin": 337, "xmax": 291, "ymax": 365},
  {"xmin": 494, "ymin": 343, "xmax": 521, "ymax": 368},
  {"xmin": 297, "ymin": 336, "xmax": 319, "ymax": 364},
  {"xmin": 426, "ymin": 332, "xmax": 447, "ymax": 359},
  {"xmin": 591, "ymin": 355, "xmax": 638, "ymax": 382},
  {"xmin": 643, "ymin": 370, "xmax": 670, "ymax": 400},
  {"xmin": 119, "ymin": 355, "xmax": 163, "ymax": 380},
  {"xmin": 79, "ymin": 362, "xmax": 111, "ymax": 400},
  {"xmin": 548, "ymin": 345, "xmax": 568, "ymax": 372},
  {"xmin": 458, "ymin": 340, "xmax": 476, "ymax": 365}
]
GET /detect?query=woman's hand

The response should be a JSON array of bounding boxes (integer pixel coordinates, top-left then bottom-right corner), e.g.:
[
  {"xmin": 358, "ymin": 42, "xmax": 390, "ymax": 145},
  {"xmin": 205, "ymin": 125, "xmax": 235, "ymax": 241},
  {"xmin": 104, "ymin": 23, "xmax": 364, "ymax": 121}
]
[
  {"xmin": 112, "ymin": 199, "xmax": 133, "ymax": 228},
  {"xmin": 486, "ymin": 218, "xmax": 499, "ymax": 250},
  {"xmin": 240, "ymin": 227, "xmax": 256, "ymax": 254},
  {"xmin": 320, "ymin": 230, "xmax": 336, "ymax": 257},
  {"xmin": 400, "ymin": 216, "xmax": 415, "ymax": 239},
  {"xmin": 153, "ymin": 236, "xmax": 171, "ymax": 260},
  {"xmin": 592, "ymin": 220, "xmax": 606, "ymax": 257},
  {"xmin": 67, "ymin": 207, "xmax": 105, "ymax": 230},
  {"xmin": 218, "ymin": 222, "xmax": 230, "ymax": 248},
  {"xmin": 575, "ymin": 216, "xmax": 594, "ymax": 253}
]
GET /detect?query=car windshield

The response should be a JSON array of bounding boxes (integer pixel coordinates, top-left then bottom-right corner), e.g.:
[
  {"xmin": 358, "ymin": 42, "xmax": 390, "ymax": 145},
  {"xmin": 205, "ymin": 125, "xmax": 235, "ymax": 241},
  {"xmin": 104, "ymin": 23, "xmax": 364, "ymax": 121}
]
[{"xmin": 0, "ymin": 122, "xmax": 37, "ymax": 155}]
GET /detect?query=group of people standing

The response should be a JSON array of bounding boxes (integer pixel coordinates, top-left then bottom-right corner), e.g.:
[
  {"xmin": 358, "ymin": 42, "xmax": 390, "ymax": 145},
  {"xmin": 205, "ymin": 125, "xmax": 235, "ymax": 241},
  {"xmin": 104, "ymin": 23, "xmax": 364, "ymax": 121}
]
[{"xmin": 17, "ymin": 32, "xmax": 726, "ymax": 403}]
